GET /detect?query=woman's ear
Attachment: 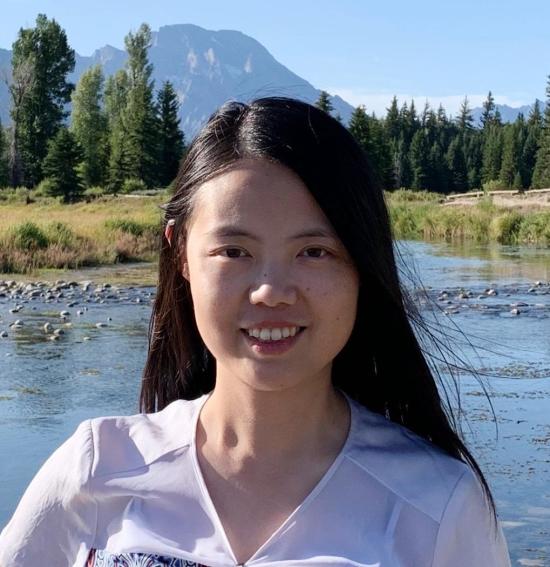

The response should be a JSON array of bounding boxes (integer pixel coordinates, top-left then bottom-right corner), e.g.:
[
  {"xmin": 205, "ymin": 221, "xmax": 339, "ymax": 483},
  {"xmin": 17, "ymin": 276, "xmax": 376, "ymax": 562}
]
[
  {"xmin": 165, "ymin": 221, "xmax": 190, "ymax": 281},
  {"xmin": 164, "ymin": 223, "xmax": 174, "ymax": 246},
  {"xmin": 181, "ymin": 255, "xmax": 190, "ymax": 281}
]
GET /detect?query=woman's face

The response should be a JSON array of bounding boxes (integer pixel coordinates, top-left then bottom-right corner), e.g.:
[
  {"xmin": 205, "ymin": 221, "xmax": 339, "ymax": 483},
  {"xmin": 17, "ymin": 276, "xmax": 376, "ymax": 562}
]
[{"xmin": 169, "ymin": 158, "xmax": 360, "ymax": 393}]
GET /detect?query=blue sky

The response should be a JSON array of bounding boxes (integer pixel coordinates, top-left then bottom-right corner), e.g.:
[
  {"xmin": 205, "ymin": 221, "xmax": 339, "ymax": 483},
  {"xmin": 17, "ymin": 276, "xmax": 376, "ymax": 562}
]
[{"xmin": 2, "ymin": 0, "xmax": 549, "ymax": 116}]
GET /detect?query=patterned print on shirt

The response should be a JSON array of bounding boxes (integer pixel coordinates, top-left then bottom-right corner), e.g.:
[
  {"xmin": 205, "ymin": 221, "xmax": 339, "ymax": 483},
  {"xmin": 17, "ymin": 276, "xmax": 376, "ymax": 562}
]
[{"xmin": 86, "ymin": 548, "xmax": 210, "ymax": 567}]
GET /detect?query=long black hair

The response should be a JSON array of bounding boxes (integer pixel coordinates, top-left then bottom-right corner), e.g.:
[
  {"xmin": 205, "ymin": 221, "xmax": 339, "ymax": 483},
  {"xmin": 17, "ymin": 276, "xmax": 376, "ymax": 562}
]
[{"xmin": 141, "ymin": 96, "xmax": 495, "ymax": 516}]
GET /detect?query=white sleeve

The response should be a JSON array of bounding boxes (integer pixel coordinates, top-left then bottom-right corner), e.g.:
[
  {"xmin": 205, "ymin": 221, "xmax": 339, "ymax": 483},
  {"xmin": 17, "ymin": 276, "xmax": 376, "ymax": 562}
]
[
  {"xmin": 432, "ymin": 469, "xmax": 511, "ymax": 567},
  {"xmin": 0, "ymin": 420, "xmax": 97, "ymax": 567}
]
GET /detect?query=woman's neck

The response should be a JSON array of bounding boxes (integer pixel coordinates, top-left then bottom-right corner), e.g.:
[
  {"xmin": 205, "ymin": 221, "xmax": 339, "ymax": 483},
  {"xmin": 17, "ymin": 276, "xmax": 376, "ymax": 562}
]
[{"xmin": 196, "ymin": 375, "xmax": 350, "ymax": 471}]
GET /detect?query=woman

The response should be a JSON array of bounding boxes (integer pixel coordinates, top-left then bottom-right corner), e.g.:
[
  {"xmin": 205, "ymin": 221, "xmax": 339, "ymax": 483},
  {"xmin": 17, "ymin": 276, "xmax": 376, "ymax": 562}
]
[{"xmin": 0, "ymin": 97, "xmax": 510, "ymax": 566}]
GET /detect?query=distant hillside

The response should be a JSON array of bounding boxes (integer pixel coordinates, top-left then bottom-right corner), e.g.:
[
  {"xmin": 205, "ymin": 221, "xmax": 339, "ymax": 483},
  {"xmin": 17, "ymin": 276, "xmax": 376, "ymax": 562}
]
[
  {"xmin": 0, "ymin": 25, "xmax": 545, "ymax": 134},
  {"xmin": 0, "ymin": 24, "xmax": 353, "ymax": 136},
  {"xmin": 470, "ymin": 100, "xmax": 545, "ymax": 126}
]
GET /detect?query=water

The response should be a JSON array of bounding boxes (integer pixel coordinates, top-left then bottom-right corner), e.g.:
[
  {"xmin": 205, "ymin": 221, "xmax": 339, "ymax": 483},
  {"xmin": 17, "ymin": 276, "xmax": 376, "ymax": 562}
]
[{"xmin": 0, "ymin": 241, "xmax": 549, "ymax": 565}]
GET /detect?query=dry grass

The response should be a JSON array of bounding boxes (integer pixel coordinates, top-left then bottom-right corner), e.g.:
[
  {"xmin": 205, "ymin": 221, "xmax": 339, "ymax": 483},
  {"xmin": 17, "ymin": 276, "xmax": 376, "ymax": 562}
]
[{"xmin": 0, "ymin": 195, "xmax": 165, "ymax": 274}]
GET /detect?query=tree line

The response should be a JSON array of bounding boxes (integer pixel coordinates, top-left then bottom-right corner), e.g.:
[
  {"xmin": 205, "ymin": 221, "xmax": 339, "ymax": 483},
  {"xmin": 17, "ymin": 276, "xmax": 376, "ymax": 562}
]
[
  {"xmin": 0, "ymin": 15, "xmax": 185, "ymax": 201},
  {"xmin": 316, "ymin": 86, "xmax": 550, "ymax": 193},
  {"xmin": 1, "ymin": 14, "xmax": 550, "ymax": 203}
]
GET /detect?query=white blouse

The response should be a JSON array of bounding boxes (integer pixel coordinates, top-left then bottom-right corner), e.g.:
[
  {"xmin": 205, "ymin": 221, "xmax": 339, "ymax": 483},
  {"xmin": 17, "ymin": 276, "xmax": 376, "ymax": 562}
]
[{"xmin": 0, "ymin": 391, "xmax": 511, "ymax": 567}]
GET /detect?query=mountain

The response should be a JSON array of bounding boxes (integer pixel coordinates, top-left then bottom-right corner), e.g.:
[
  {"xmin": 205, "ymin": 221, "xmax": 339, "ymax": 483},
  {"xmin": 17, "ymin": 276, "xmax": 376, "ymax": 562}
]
[
  {"xmin": 0, "ymin": 25, "xmax": 545, "ymax": 134},
  {"xmin": 0, "ymin": 24, "xmax": 354, "ymax": 136},
  {"xmin": 470, "ymin": 101, "xmax": 544, "ymax": 126}
]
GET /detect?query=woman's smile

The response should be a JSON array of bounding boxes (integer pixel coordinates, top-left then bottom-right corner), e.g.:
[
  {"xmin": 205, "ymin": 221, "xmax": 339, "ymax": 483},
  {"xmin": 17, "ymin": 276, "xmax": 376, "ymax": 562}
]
[{"xmin": 240, "ymin": 326, "xmax": 307, "ymax": 355}]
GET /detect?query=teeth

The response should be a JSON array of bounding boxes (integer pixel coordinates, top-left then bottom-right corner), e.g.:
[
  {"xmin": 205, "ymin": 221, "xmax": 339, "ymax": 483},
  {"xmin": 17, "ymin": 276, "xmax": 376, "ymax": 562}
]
[{"xmin": 246, "ymin": 326, "xmax": 300, "ymax": 341}]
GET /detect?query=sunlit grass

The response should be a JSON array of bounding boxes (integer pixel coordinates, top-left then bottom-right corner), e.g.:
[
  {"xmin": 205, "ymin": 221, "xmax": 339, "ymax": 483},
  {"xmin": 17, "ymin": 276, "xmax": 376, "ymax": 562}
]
[{"xmin": 0, "ymin": 190, "xmax": 548, "ymax": 275}]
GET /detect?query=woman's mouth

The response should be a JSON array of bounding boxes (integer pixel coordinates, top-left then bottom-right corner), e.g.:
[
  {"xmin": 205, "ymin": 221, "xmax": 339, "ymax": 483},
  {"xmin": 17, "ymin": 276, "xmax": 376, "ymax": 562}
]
[{"xmin": 240, "ymin": 327, "xmax": 306, "ymax": 355}]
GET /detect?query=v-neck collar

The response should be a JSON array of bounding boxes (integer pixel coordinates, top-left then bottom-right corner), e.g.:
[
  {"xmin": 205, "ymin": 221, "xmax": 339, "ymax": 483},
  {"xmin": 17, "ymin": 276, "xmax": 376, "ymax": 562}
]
[{"xmin": 189, "ymin": 390, "xmax": 357, "ymax": 566}]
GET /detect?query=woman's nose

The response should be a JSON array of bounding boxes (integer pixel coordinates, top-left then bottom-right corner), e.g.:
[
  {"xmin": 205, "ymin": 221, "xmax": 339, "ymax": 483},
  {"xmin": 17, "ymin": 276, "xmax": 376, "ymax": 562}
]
[{"xmin": 249, "ymin": 268, "xmax": 297, "ymax": 307}]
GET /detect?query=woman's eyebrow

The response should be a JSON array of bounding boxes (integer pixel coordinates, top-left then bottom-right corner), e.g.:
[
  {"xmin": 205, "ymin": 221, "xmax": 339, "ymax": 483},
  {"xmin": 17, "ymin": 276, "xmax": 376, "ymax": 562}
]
[{"xmin": 206, "ymin": 225, "xmax": 337, "ymax": 240}]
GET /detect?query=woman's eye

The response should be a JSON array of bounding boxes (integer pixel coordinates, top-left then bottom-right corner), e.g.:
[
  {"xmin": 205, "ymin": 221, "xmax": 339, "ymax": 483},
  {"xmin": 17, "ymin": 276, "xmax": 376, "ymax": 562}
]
[
  {"xmin": 221, "ymin": 248, "xmax": 247, "ymax": 258},
  {"xmin": 218, "ymin": 247, "xmax": 329, "ymax": 259},
  {"xmin": 301, "ymin": 247, "xmax": 328, "ymax": 258}
]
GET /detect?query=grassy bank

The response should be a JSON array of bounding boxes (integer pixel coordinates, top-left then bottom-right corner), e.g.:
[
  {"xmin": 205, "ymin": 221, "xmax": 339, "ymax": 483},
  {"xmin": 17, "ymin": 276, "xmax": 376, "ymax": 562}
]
[
  {"xmin": 0, "ymin": 194, "xmax": 165, "ymax": 274},
  {"xmin": 386, "ymin": 190, "xmax": 550, "ymax": 245},
  {"xmin": 0, "ymin": 190, "xmax": 548, "ymax": 276}
]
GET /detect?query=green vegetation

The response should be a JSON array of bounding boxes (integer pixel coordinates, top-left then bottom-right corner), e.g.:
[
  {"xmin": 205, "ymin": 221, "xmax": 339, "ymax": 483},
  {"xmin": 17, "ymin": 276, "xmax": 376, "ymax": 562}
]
[
  {"xmin": 314, "ymin": 86, "xmax": 550, "ymax": 195},
  {"xmin": 9, "ymin": 14, "xmax": 75, "ymax": 187},
  {"xmin": 70, "ymin": 65, "xmax": 108, "ymax": 187},
  {"xmin": 1, "ymin": 15, "xmax": 186, "ymax": 202},
  {"xmin": 0, "ymin": 194, "xmax": 164, "ymax": 273},
  {"xmin": 387, "ymin": 191, "xmax": 550, "ymax": 245},
  {"xmin": 532, "ymin": 77, "xmax": 550, "ymax": 188},
  {"xmin": 42, "ymin": 127, "xmax": 83, "ymax": 202},
  {"xmin": 0, "ymin": 191, "xmax": 546, "ymax": 275},
  {"xmin": 0, "ymin": 15, "xmax": 548, "ymax": 275}
]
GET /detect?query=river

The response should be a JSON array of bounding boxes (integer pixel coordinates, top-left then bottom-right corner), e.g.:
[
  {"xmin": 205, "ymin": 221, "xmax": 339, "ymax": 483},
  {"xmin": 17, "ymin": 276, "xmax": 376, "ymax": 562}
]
[{"xmin": 0, "ymin": 240, "xmax": 549, "ymax": 565}]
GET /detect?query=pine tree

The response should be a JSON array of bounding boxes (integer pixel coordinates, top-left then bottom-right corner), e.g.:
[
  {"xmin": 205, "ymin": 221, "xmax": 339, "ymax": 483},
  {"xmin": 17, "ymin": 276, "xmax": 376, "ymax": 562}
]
[
  {"xmin": 499, "ymin": 123, "xmax": 521, "ymax": 188},
  {"xmin": 532, "ymin": 76, "xmax": 550, "ymax": 188},
  {"xmin": 481, "ymin": 91, "xmax": 496, "ymax": 129},
  {"xmin": 401, "ymin": 100, "xmax": 419, "ymax": 146},
  {"xmin": 0, "ymin": 121, "xmax": 8, "ymax": 187},
  {"xmin": 315, "ymin": 91, "xmax": 334, "ymax": 115},
  {"xmin": 528, "ymin": 100, "xmax": 543, "ymax": 130},
  {"xmin": 105, "ymin": 70, "xmax": 131, "ymax": 192},
  {"xmin": 70, "ymin": 65, "xmax": 108, "ymax": 187},
  {"xmin": 464, "ymin": 131, "xmax": 483, "ymax": 190},
  {"xmin": 481, "ymin": 123, "xmax": 503, "ymax": 184},
  {"xmin": 42, "ymin": 128, "xmax": 83, "ymax": 202},
  {"xmin": 348, "ymin": 105, "xmax": 370, "ymax": 150},
  {"xmin": 123, "ymin": 23, "xmax": 159, "ymax": 188},
  {"xmin": 349, "ymin": 106, "xmax": 391, "ymax": 187},
  {"xmin": 385, "ymin": 96, "xmax": 400, "ymax": 142},
  {"xmin": 522, "ymin": 100, "xmax": 543, "ymax": 188},
  {"xmin": 392, "ymin": 135, "xmax": 412, "ymax": 188},
  {"xmin": 429, "ymin": 141, "xmax": 450, "ymax": 193},
  {"xmin": 157, "ymin": 81, "xmax": 185, "ymax": 187},
  {"xmin": 368, "ymin": 117, "xmax": 393, "ymax": 188},
  {"xmin": 446, "ymin": 135, "xmax": 468, "ymax": 191},
  {"xmin": 10, "ymin": 14, "xmax": 75, "ymax": 186},
  {"xmin": 410, "ymin": 129, "xmax": 431, "ymax": 190},
  {"xmin": 457, "ymin": 96, "xmax": 474, "ymax": 132}
]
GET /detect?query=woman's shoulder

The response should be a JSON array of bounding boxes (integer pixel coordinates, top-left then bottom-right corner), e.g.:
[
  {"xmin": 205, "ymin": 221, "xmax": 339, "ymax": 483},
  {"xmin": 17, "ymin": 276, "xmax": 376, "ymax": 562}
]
[
  {"xmin": 345, "ymin": 396, "xmax": 477, "ymax": 523},
  {"xmin": 85, "ymin": 395, "xmax": 205, "ymax": 478}
]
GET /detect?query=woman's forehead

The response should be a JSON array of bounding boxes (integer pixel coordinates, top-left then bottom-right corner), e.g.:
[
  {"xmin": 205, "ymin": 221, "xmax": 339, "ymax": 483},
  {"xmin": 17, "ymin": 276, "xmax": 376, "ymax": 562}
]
[{"xmin": 188, "ymin": 159, "xmax": 333, "ymax": 234}]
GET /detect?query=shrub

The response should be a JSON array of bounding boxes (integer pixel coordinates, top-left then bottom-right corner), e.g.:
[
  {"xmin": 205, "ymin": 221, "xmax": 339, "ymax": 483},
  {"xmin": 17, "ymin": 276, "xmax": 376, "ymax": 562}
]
[
  {"xmin": 45, "ymin": 222, "xmax": 75, "ymax": 248},
  {"xmin": 482, "ymin": 179, "xmax": 504, "ymax": 192},
  {"xmin": 105, "ymin": 218, "xmax": 150, "ymax": 237},
  {"xmin": 476, "ymin": 193, "xmax": 495, "ymax": 213},
  {"xmin": 121, "ymin": 178, "xmax": 147, "ymax": 194},
  {"xmin": 8, "ymin": 222, "xmax": 49, "ymax": 250},
  {"xmin": 489, "ymin": 212, "xmax": 523, "ymax": 244},
  {"xmin": 83, "ymin": 186, "xmax": 106, "ymax": 199}
]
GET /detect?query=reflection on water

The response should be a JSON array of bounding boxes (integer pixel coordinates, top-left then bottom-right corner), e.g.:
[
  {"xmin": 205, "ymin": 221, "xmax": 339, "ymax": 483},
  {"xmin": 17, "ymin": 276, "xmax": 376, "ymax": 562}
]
[
  {"xmin": 397, "ymin": 240, "xmax": 550, "ymax": 287},
  {"xmin": 0, "ymin": 241, "xmax": 549, "ymax": 564}
]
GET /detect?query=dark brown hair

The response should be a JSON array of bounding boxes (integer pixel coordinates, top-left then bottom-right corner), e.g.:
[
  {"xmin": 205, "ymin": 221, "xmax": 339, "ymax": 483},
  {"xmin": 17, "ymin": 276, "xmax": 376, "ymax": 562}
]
[{"xmin": 141, "ymin": 96, "xmax": 495, "ymax": 516}]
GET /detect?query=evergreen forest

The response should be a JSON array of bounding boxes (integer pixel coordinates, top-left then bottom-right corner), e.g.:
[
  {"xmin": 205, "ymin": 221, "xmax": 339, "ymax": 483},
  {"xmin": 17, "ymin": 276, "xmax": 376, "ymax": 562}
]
[{"xmin": 1, "ymin": 14, "xmax": 550, "ymax": 204}]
